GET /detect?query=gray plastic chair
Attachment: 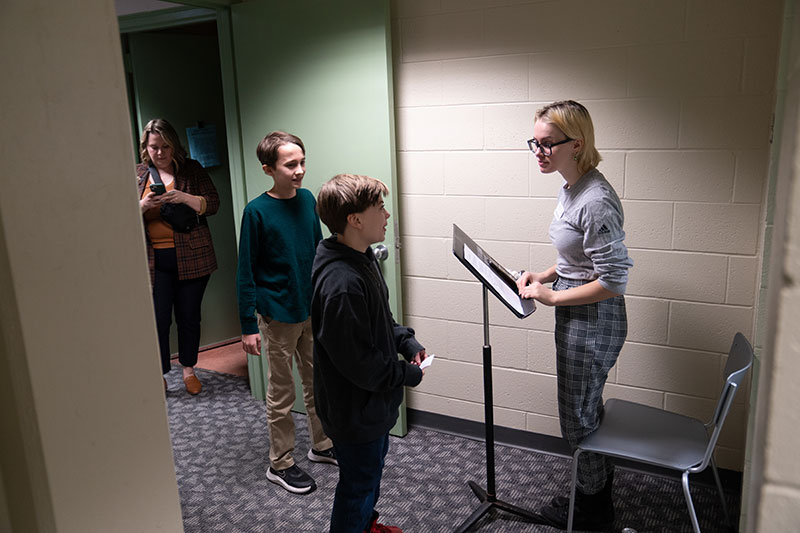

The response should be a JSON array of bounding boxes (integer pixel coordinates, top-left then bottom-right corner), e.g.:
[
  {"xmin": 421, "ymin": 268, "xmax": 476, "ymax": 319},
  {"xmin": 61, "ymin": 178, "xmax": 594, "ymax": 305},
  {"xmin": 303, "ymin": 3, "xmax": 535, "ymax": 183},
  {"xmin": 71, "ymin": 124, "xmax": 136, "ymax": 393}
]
[{"xmin": 566, "ymin": 332, "xmax": 754, "ymax": 533}]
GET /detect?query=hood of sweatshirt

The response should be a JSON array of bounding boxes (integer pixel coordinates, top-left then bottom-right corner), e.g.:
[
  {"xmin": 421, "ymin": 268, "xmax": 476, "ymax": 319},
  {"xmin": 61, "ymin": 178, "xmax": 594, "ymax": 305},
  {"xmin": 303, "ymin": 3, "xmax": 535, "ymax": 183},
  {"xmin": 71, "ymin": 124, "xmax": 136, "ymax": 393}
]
[{"xmin": 312, "ymin": 235, "xmax": 375, "ymax": 287}]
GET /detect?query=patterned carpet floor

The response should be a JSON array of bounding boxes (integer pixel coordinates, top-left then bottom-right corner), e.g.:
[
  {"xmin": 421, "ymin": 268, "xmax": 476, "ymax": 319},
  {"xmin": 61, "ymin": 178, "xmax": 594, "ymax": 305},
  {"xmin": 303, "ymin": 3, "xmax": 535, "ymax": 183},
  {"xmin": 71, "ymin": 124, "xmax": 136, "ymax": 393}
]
[{"xmin": 165, "ymin": 368, "xmax": 740, "ymax": 533}]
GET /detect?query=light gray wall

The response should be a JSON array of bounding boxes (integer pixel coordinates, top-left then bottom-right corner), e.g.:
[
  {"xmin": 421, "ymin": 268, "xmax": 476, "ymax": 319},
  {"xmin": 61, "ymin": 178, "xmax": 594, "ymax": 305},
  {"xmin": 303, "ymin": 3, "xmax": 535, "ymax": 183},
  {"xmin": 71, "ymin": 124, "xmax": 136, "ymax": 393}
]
[
  {"xmin": 391, "ymin": 0, "xmax": 781, "ymax": 472},
  {"xmin": 0, "ymin": 0, "xmax": 183, "ymax": 531}
]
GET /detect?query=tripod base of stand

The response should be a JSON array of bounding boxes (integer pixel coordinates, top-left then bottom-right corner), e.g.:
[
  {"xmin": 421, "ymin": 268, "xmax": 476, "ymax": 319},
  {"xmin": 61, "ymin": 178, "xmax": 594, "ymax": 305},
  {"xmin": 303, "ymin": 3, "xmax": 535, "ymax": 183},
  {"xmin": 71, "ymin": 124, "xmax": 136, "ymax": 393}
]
[{"xmin": 454, "ymin": 481, "xmax": 547, "ymax": 533}]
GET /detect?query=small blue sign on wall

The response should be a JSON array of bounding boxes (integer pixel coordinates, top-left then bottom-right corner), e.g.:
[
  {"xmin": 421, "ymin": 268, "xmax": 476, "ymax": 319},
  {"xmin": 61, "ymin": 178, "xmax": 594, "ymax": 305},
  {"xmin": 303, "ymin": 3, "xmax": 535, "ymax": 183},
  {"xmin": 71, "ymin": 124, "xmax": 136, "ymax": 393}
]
[{"xmin": 186, "ymin": 124, "xmax": 221, "ymax": 168}]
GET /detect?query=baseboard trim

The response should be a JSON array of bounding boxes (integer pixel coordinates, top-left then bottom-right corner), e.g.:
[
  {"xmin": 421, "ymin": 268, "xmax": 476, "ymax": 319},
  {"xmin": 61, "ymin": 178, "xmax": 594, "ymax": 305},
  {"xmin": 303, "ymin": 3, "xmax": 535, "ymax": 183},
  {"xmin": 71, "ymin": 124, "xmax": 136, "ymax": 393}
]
[{"xmin": 406, "ymin": 408, "xmax": 742, "ymax": 494}]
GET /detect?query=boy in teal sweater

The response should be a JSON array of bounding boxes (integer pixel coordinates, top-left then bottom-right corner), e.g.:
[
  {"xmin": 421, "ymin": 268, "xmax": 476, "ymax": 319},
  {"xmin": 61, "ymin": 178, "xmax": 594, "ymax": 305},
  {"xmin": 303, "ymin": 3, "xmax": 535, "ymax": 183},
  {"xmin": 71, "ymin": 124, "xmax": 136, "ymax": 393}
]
[{"xmin": 237, "ymin": 131, "xmax": 335, "ymax": 495}]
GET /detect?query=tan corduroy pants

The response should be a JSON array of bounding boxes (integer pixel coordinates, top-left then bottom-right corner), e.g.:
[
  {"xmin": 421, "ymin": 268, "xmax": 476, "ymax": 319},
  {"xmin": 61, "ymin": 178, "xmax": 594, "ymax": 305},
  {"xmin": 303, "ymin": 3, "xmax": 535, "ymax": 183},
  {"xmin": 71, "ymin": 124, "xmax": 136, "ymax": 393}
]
[{"xmin": 257, "ymin": 315, "xmax": 332, "ymax": 470}]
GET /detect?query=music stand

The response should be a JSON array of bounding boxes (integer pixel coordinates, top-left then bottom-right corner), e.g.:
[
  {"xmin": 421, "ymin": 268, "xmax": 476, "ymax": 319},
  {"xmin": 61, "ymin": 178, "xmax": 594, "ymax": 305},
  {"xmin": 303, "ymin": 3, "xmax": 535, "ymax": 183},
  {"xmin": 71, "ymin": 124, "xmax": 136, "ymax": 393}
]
[{"xmin": 452, "ymin": 224, "xmax": 547, "ymax": 532}]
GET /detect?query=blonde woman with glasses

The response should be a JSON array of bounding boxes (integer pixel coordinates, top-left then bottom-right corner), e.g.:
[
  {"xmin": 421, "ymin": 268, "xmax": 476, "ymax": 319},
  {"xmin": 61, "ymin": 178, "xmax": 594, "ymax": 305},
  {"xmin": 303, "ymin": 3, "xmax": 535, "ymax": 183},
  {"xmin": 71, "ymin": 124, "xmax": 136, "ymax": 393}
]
[{"xmin": 517, "ymin": 100, "xmax": 633, "ymax": 531}]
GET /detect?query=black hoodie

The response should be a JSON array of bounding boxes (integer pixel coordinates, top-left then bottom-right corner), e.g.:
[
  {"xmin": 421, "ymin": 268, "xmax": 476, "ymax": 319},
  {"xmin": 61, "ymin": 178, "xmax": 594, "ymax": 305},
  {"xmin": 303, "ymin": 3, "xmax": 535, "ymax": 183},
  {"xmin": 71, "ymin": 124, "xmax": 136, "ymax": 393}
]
[{"xmin": 311, "ymin": 236, "xmax": 424, "ymax": 443}]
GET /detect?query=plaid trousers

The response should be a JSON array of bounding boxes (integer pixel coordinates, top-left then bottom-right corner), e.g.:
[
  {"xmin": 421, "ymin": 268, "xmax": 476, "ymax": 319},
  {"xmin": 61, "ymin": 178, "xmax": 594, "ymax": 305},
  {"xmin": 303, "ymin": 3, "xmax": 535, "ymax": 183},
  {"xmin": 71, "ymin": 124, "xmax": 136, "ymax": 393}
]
[{"xmin": 553, "ymin": 277, "xmax": 627, "ymax": 494}]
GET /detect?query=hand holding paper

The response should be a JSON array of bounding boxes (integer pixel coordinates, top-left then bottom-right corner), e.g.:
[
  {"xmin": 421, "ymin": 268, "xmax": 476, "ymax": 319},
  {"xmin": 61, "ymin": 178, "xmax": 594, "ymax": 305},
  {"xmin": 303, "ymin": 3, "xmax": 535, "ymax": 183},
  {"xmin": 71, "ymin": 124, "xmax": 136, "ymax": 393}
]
[{"xmin": 419, "ymin": 353, "xmax": 435, "ymax": 370}]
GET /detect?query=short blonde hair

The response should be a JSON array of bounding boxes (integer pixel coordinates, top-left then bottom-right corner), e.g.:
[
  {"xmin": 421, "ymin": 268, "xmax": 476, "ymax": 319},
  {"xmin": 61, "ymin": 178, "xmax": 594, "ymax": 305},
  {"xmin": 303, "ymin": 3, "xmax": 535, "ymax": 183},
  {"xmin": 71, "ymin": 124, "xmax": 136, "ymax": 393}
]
[
  {"xmin": 535, "ymin": 100, "xmax": 601, "ymax": 175},
  {"xmin": 317, "ymin": 174, "xmax": 389, "ymax": 234}
]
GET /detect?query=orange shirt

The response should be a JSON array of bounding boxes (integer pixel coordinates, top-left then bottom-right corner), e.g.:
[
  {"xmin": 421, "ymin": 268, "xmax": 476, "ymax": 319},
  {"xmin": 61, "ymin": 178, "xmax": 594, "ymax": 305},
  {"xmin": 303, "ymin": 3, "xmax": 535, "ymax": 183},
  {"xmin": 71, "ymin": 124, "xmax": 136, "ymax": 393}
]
[{"xmin": 141, "ymin": 178, "xmax": 175, "ymax": 249}]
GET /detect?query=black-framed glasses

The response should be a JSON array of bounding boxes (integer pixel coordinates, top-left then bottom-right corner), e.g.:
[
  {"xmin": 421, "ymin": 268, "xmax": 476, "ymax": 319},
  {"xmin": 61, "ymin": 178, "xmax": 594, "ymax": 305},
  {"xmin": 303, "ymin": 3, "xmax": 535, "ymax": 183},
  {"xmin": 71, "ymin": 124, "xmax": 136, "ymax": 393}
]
[{"xmin": 526, "ymin": 137, "xmax": 572, "ymax": 156}]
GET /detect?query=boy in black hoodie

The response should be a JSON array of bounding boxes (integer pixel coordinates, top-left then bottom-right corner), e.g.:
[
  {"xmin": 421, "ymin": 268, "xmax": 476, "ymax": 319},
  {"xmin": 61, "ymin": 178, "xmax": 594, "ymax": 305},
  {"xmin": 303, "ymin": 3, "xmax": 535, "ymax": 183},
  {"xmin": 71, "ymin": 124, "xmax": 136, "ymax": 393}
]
[{"xmin": 312, "ymin": 173, "xmax": 428, "ymax": 533}]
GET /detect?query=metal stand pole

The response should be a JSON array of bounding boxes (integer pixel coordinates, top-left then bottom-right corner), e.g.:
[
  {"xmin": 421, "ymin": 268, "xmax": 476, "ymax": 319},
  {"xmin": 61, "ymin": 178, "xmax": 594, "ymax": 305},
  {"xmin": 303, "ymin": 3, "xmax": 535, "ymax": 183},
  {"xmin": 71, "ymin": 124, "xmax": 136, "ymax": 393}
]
[{"xmin": 454, "ymin": 287, "xmax": 546, "ymax": 532}]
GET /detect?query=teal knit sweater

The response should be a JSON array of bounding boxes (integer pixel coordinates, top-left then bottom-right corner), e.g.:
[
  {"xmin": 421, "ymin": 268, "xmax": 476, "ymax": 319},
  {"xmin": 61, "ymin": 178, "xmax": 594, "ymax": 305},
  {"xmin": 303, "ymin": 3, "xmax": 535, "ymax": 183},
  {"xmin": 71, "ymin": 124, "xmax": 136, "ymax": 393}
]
[{"xmin": 236, "ymin": 188, "xmax": 323, "ymax": 334}]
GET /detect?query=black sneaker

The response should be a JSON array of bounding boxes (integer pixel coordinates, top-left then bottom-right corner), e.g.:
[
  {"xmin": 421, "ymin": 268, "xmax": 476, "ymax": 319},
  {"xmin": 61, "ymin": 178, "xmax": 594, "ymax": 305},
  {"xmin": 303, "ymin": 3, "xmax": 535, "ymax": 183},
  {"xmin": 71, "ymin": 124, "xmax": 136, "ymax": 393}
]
[
  {"xmin": 540, "ymin": 492, "xmax": 614, "ymax": 531},
  {"xmin": 266, "ymin": 464, "xmax": 316, "ymax": 494},
  {"xmin": 307, "ymin": 447, "xmax": 338, "ymax": 466}
]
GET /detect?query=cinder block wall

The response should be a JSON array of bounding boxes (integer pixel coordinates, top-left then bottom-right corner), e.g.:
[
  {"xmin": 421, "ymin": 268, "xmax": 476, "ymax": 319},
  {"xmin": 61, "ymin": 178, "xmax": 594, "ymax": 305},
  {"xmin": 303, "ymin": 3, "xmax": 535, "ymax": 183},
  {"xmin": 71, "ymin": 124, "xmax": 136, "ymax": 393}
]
[{"xmin": 391, "ymin": 0, "xmax": 783, "ymax": 470}]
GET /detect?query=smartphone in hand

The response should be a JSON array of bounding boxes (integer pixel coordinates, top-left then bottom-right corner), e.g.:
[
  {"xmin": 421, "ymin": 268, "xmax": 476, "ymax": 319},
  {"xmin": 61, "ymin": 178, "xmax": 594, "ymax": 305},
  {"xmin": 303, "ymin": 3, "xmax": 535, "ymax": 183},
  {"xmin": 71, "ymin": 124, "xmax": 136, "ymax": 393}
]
[{"xmin": 150, "ymin": 183, "xmax": 166, "ymax": 195}]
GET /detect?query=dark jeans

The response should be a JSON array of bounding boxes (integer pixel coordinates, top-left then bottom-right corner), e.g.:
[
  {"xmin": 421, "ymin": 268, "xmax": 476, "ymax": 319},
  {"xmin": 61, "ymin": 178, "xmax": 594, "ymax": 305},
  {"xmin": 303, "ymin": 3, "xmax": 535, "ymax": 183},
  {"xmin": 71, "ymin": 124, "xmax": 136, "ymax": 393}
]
[
  {"xmin": 153, "ymin": 248, "xmax": 210, "ymax": 374},
  {"xmin": 330, "ymin": 433, "xmax": 390, "ymax": 533}
]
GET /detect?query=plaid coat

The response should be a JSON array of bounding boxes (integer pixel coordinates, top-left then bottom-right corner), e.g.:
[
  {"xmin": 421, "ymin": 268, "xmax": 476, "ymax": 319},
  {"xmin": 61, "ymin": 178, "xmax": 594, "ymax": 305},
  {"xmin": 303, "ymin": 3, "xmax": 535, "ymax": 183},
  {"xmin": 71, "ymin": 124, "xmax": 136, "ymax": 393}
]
[{"xmin": 137, "ymin": 158, "xmax": 219, "ymax": 283}]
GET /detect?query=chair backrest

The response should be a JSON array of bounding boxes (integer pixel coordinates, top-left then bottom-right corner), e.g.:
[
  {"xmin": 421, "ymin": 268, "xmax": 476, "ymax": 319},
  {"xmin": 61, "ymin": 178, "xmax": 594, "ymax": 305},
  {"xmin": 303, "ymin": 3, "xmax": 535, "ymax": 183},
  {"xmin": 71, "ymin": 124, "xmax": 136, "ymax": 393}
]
[{"xmin": 692, "ymin": 332, "xmax": 754, "ymax": 473}]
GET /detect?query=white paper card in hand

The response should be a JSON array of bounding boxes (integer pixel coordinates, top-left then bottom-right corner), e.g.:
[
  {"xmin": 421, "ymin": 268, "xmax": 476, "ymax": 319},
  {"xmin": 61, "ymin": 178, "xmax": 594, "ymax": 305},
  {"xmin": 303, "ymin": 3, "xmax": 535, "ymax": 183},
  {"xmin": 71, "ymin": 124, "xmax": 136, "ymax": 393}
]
[{"xmin": 419, "ymin": 354, "xmax": 435, "ymax": 369}]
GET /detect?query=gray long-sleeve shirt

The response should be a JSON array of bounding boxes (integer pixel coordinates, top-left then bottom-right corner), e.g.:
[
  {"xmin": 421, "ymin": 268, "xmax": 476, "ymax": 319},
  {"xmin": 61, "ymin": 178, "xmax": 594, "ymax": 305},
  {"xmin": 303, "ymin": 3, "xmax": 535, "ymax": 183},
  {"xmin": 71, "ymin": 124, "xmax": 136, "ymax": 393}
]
[{"xmin": 549, "ymin": 168, "xmax": 632, "ymax": 294}]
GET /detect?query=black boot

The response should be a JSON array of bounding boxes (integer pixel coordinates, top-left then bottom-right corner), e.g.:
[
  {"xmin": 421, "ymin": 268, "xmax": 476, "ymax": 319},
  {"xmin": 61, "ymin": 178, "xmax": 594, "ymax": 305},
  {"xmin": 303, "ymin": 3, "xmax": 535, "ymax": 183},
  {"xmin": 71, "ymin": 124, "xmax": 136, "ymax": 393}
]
[{"xmin": 540, "ymin": 473, "xmax": 615, "ymax": 531}]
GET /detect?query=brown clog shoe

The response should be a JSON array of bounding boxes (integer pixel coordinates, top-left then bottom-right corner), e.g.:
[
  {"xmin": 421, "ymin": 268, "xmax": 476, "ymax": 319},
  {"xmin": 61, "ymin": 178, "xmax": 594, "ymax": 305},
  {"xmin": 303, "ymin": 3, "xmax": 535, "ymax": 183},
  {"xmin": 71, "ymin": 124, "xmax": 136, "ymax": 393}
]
[{"xmin": 184, "ymin": 374, "xmax": 202, "ymax": 395}]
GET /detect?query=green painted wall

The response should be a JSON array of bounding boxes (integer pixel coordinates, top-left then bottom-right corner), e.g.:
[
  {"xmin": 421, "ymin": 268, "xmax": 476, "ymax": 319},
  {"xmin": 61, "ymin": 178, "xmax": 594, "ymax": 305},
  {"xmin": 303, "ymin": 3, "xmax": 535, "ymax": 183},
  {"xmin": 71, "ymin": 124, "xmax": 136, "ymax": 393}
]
[
  {"xmin": 128, "ymin": 28, "xmax": 241, "ymax": 351},
  {"xmin": 229, "ymin": 0, "xmax": 407, "ymax": 433}
]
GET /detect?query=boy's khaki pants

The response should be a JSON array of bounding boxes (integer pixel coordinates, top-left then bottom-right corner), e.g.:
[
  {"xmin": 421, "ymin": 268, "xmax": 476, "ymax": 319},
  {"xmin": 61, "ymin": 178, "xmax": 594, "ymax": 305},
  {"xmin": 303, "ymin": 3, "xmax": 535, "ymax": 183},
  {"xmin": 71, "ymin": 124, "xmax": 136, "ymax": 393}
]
[{"xmin": 257, "ymin": 315, "xmax": 332, "ymax": 470}]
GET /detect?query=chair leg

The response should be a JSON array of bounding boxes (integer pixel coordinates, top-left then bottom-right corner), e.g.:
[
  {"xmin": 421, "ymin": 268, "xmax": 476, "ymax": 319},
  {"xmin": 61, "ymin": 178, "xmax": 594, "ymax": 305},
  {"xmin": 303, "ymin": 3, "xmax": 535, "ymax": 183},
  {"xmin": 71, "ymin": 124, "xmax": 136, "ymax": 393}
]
[
  {"xmin": 681, "ymin": 471, "xmax": 701, "ymax": 533},
  {"xmin": 710, "ymin": 458, "xmax": 732, "ymax": 528},
  {"xmin": 567, "ymin": 450, "xmax": 581, "ymax": 533}
]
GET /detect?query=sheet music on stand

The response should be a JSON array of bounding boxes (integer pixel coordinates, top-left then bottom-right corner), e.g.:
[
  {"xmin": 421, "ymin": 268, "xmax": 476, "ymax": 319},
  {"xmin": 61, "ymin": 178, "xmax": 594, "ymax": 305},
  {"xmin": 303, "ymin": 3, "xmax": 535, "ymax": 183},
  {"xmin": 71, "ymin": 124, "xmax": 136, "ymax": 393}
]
[{"xmin": 453, "ymin": 224, "xmax": 535, "ymax": 319}]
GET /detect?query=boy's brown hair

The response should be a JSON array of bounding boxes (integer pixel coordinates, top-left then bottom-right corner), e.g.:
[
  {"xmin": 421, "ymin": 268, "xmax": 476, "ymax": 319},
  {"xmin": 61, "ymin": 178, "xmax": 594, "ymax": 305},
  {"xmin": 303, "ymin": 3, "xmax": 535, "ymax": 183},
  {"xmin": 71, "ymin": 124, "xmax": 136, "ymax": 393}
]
[
  {"xmin": 317, "ymin": 173, "xmax": 389, "ymax": 235},
  {"xmin": 256, "ymin": 131, "xmax": 305, "ymax": 168}
]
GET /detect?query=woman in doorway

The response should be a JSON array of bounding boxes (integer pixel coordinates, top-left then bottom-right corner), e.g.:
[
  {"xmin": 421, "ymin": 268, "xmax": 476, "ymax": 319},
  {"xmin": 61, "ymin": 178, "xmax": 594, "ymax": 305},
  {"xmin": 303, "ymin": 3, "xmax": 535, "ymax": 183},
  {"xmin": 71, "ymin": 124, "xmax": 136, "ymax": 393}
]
[
  {"xmin": 137, "ymin": 118, "xmax": 219, "ymax": 395},
  {"xmin": 516, "ymin": 100, "xmax": 632, "ymax": 531}
]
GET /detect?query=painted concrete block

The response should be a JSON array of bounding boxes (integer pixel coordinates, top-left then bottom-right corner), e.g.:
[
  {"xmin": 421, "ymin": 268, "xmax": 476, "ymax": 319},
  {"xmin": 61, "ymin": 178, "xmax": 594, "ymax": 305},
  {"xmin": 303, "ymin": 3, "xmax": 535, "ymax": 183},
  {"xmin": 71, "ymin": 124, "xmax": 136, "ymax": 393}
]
[
  {"xmin": 397, "ymin": 105, "xmax": 484, "ymax": 151},
  {"xmin": 590, "ymin": 99, "xmax": 681, "ymax": 149},
  {"xmin": 727, "ymin": 256, "xmax": 759, "ymax": 306},
  {"xmin": 441, "ymin": 0, "xmax": 537, "ymax": 12},
  {"xmin": 484, "ymin": 197, "xmax": 556, "ymax": 242},
  {"xmin": 743, "ymin": 36, "xmax": 780, "ymax": 95},
  {"xmin": 484, "ymin": 1, "xmax": 683, "ymax": 55},
  {"xmin": 412, "ymin": 358, "xmax": 485, "ymax": 402},
  {"xmin": 668, "ymin": 301, "xmax": 754, "ymax": 353},
  {"xmin": 685, "ymin": 0, "xmax": 782, "ymax": 40},
  {"xmin": 616, "ymin": 342, "xmax": 721, "ymax": 398},
  {"xmin": 443, "ymin": 55, "xmax": 529, "ymax": 104},
  {"xmin": 405, "ymin": 316, "xmax": 451, "ymax": 357},
  {"xmin": 527, "ymin": 242, "xmax": 559, "ymax": 275},
  {"xmin": 494, "ymin": 367, "xmax": 557, "ymax": 415},
  {"xmin": 625, "ymin": 249, "xmax": 728, "ymax": 303},
  {"xmin": 673, "ymin": 202, "xmax": 760, "ymax": 254},
  {"xmin": 622, "ymin": 200, "xmax": 673, "ymax": 250},
  {"xmin": 596, "ymin": 151, "xmax": 625, "ymax": 196},
  {"xmin": 394, "ymin": 60, "xmax": 443, "ymax": 107},
  {"xmin": 527, "ymin": 329, "xmax": 556, "ymax": 375},
  {"xmin": 391, "ymin": 0, "xmax": 442, "ymax": 19},
  {"xmin": 444, "ymin": 151, "xmax": 529, "ymax": 196},
  {"xmin": 625, "ymin": 151, "xmax": 735, "ymax": 202},
  {"xmin": 443, "ymin": 319, "xmax": 486, "ymax": 364},
  {"xmin": 407, "ymin": 391, "xmax": 528, "ymax": 430},
  {"xmin": 397, "ymin": 151, "xmax": 445, "ymax": 195},
  {"xmin": 404, "ymin": 277, "xmax": 483, "ymax": 323},
  {"xmin": 713, "ymin": 446, "xmax": 745, "ymax": 471},
  {"xmin": 487, "ymin": 325, "xmax": 529, "ymax": 370},
  {"xmin": 624, "ymin": 296, "xmax": 669, "ymax": 345},
  {"xmin": 402, "ymin": 236, "xmax": 451, "ymax": 278},
  {"xmin": 401, "ymin": 11, "xmax": 484, "ymax": 62},
  {"xmin": 627, "ymin": 39, "xmax": 746, "ymax": 98},
  {"xmin": 400, "ymin": 194, "xmax": 485, "ymax": 237},
  {"xmin": 734, "ymin": 150, "xmax": 768, "ymax": 204},
  {"xmin": 679, "ymin": 96, "xmax": 772, "ymax": 150},
  {"xmin": 526, "ymin": 412, "xmax": 561, "ymax": 437},
  {"xmin": 529, "ymin": 48, "xmax": 627, "ymax": 101},
  {"xmin": 484, "ymin": 102, "xmax": 539, "ymax": 150},
  {"xmin": 627, "ymin": 43, "xmax": 689, "ymax": 98}
]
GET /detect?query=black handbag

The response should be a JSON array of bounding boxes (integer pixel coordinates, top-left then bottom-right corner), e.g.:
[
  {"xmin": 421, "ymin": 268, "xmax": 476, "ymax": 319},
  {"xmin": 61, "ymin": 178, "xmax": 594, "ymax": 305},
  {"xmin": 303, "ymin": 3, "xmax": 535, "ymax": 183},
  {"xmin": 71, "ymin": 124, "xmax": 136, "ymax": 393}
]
[{"xmin": 148, "ymin": 165, "xmax": 199, "ymax": 233}]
